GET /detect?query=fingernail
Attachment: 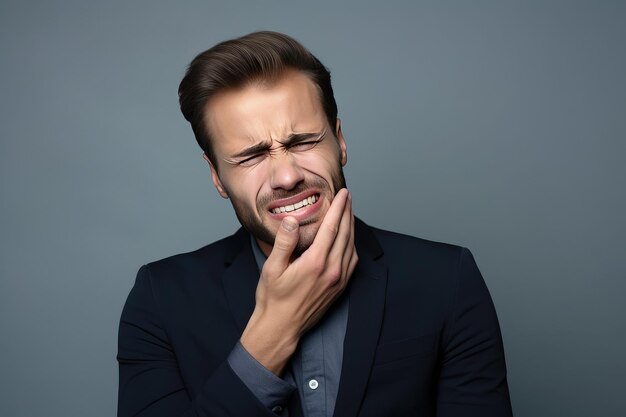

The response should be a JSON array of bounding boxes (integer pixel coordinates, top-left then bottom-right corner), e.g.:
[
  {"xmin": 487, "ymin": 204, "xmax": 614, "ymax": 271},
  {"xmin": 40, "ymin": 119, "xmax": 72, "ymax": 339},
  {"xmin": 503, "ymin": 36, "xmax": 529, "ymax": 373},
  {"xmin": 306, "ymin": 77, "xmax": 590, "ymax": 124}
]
[{"xmin": 282, "ymin": 218, "xmax": 297, "ymax": 232}]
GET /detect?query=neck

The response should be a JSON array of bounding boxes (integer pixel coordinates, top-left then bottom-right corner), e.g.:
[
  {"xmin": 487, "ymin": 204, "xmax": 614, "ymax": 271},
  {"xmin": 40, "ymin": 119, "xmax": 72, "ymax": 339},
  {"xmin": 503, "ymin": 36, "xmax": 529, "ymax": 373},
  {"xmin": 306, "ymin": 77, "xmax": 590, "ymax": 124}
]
[{"xmin": 256, "ymin": 238, "xmax": 273, "ymax": 258}]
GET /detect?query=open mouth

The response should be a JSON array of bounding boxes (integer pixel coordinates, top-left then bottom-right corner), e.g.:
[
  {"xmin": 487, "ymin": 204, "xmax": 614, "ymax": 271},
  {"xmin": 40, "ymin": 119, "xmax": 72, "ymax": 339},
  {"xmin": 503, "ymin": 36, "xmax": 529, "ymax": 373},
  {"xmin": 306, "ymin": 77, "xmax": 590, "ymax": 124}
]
[{"xmin": 270, "ymin": 193, "xmax": 319, "ymax": 214}]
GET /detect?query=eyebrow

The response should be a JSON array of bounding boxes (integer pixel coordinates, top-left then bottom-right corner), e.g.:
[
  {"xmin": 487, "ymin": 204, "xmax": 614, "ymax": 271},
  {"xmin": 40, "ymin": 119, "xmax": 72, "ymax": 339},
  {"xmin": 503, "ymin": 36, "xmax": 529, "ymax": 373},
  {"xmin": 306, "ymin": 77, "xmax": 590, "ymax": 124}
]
[
  {"xmin": 230, "ymin": 140, "xmax": 273, "ymax": 159},
  {"xmin": 277, "ymin": 130, "xmax": 326, "ymax": 147},
  {"xmin": 230, "ymin": 130, "xmax": 326, "ymax": 159}
]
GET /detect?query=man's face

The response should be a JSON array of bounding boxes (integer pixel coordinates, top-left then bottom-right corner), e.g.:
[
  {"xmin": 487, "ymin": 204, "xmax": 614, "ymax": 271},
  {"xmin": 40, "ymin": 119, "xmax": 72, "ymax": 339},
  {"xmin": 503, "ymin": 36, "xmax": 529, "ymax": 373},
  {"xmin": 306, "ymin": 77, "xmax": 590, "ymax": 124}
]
[{"xmin": 204, "ymin": 70, "xmax": 347, "ymax": 256}]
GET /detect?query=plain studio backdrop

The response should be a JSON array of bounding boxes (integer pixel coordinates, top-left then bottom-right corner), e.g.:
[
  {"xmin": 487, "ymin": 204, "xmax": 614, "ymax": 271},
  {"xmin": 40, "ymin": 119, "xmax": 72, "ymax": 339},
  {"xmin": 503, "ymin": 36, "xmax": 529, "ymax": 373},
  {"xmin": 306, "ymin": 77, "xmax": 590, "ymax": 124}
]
[{"xmin": 1, "ymin": 1, "xmax": 624, "ymax": 416}]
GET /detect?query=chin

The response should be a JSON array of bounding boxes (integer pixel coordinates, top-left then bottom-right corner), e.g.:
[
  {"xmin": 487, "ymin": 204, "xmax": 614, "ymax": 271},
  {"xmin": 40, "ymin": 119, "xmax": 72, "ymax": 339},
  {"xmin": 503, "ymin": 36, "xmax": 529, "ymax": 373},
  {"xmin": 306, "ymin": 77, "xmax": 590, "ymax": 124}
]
[{"xmin": 293, "ymin": 223, "xmax": 319, "ymax": 256}]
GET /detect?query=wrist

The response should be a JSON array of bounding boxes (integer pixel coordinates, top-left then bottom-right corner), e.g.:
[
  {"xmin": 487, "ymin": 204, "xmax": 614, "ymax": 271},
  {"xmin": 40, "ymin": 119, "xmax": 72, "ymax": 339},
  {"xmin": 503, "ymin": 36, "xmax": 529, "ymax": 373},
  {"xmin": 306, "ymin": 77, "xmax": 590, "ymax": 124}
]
[{"xmin": 240, "ymin": 309, "xmax": 300, "ymax": 375}]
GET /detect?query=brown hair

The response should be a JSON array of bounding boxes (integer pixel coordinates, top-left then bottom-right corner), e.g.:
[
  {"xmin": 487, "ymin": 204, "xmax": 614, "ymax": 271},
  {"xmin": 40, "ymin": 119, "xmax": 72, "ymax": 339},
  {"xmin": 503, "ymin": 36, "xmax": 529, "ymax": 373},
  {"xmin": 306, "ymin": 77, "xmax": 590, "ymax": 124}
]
[{"xmin": 178, "ymin": 31, "xmax": 338, "ymax": 168}]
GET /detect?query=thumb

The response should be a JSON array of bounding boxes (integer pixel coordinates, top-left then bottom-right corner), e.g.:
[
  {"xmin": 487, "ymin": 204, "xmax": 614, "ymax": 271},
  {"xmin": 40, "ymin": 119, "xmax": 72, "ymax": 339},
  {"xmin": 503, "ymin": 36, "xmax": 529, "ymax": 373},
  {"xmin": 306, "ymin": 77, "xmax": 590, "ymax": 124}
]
[{"xmin": 264, "ymin": 217, "xmax": 299, "ymax": 277}]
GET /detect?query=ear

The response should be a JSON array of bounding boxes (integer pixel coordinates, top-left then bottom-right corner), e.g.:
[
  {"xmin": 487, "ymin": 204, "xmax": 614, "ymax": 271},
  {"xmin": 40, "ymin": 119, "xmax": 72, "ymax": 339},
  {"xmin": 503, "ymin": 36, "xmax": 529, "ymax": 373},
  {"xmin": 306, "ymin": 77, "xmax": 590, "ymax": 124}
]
[
  {"xmin": 203, "ymin": 153, "xmax": 229, "ymax": 199},
  {"xmin": 335, "ymin": 118, "xmax": 348, "ymax": 166}
]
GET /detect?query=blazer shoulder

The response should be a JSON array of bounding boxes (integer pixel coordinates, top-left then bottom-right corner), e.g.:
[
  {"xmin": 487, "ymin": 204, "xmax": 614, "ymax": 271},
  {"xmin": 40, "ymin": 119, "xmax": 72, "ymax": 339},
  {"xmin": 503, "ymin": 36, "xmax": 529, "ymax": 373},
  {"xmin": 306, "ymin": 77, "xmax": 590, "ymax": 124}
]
[
  {"xmin": 369, "ymin": 225, "xmax": 466, "ymax": 263},
  {"xmin": 139, "ymin": 228, "xmax": 248, "ymax": 285}
]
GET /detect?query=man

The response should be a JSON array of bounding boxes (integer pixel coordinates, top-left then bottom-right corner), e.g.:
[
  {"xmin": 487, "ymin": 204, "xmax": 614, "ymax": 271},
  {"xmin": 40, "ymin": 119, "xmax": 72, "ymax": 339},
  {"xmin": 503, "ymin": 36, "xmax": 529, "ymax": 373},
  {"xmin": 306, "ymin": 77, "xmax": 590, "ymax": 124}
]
[{"xmin": 118, "ymin": 31, "xmax": 513, "ymax": 417}]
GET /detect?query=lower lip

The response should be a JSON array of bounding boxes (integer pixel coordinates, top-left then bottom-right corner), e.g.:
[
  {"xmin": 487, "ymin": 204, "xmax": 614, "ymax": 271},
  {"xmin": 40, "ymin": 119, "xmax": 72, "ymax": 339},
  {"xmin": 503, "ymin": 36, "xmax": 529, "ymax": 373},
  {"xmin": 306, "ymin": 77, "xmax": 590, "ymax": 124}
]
[{"xmin": 267, "ymin": 194, "xmax": 322, "ymax": 222}]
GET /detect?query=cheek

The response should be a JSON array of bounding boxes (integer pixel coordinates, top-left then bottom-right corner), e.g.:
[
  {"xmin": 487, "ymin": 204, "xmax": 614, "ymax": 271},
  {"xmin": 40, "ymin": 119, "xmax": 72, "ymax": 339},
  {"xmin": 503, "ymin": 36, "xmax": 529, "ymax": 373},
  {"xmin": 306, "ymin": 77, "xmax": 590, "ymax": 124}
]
[
  {"xmin": 296, "ymin": 152, "xmax": 341, "ymax": 182},
  {"xmin": 223, "ymin": 171, "xmax": 266, "ymax": 210}
]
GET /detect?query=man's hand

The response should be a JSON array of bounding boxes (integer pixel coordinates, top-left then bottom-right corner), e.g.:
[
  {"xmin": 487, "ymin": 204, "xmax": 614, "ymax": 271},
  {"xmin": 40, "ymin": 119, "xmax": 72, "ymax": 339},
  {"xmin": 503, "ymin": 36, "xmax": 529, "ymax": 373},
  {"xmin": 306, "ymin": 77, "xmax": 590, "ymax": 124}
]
[{"xmin": 240, "ymin": 188, "xmax": 357, "ymax": 375}]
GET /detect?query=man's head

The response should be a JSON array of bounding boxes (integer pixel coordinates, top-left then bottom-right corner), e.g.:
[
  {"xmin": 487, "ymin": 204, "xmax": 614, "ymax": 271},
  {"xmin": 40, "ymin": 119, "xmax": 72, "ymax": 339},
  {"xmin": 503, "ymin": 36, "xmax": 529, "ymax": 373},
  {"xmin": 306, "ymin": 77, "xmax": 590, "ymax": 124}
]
[
  {"xmin": 179, "ymin": 31, "xmax": 339, "ymax": 169},
  {"xmin": 178, "ymin": 31, "xmax": 347, "ymax": 256}
]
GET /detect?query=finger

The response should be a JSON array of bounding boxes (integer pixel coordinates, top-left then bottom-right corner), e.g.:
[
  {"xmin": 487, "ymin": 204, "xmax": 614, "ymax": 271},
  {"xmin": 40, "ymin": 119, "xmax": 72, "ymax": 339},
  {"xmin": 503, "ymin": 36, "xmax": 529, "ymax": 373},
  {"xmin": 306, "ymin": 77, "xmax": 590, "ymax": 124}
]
[
  {"xmin": 342, "ymin": 212, "xmax": 358, "ymax": 283},
  {"xmin": 327, "ymin": 190, "xmax": 352, "ymax": 272},
  {"xmin": 310, "ymin": 188, "xmax": 349, "ymax": 255},
  {"xmin": 320, "ymin": 191, "xmax": 352, "ymax": 287},
  {"xmin": 264, "ymin": 216, "xmax": 299, "ymax": 277},
  {"xmin": 341, "ymin": 209, "xmax": 356, "ymax": 280},
  {"xmin": 347, "ymin": 250, "xmax": 359, "ymax": 280}
]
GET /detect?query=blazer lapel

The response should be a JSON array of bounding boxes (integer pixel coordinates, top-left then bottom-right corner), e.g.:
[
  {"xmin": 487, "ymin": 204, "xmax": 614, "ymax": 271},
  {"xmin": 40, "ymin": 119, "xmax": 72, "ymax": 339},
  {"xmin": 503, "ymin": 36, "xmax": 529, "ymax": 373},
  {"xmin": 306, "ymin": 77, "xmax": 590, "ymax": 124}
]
[
  {"xmin": 221, "ymin": 228, "xmax": 260, "ymax": 334},
  {"xmin": 333, "ymin": 219, "xmax": 388, "ymax": 417}
]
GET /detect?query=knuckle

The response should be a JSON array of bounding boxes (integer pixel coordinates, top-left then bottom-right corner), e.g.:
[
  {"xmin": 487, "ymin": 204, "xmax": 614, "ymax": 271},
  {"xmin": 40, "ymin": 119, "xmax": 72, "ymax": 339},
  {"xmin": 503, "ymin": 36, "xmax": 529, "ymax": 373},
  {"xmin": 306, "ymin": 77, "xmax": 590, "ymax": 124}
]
[
  {"xmin": 273, "ymin": 236, "xmax": 294, "ymax": 252},
  {"xmin": 262, "ymin": 265, "xmax": 278, "ymax": 278},
  {"xmin": 326, "ymin": 265, "xmax": 342, "ymax": 285},
  {"xmin": 326, "ymin": 224, "xmax": 339, "ymax": 236},
  {"xmin": 273, "ymin": 240, "xmax": 290, "ymax": 252},
  {"xmin": 310, "ymin": 261, "xmax": 325, "ymax": 276}
]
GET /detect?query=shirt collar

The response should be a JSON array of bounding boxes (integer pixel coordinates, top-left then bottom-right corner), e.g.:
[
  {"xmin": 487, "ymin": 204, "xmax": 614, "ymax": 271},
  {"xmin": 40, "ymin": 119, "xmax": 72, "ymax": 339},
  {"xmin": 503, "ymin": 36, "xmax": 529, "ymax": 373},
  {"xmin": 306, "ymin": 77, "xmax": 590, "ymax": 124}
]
[{"xmin": 249, "ymin": 234, "xmax": 267, "ymax": 271}]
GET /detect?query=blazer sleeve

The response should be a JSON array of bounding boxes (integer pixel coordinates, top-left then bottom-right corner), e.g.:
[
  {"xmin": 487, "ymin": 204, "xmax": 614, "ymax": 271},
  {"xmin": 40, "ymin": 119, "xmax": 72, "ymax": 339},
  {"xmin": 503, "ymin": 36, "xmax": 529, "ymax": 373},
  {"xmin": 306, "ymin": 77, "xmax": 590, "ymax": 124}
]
[
  {"xmin": 117, "ymin": 265, "xmax": 280, "ymax": 417},
  {"xmin": 436, "ymin": 248, "xmax": 513, "ymax": 417}
]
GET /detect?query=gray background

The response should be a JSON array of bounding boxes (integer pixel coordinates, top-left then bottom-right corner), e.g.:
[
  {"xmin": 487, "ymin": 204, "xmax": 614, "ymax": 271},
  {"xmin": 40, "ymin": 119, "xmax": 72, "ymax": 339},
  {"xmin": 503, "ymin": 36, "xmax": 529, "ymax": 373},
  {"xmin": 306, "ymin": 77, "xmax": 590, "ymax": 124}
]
[{"xmin": 1, "ymin": 1, "xmax": 624, "ymax": 416}]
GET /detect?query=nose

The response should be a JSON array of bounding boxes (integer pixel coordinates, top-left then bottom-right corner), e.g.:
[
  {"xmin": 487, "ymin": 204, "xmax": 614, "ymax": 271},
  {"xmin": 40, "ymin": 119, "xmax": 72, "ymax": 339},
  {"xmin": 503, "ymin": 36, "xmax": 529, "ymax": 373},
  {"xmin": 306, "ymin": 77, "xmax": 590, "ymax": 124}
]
[{"xmin": 269, "ymin": 152, "xmax": 305, "ymax": 190}]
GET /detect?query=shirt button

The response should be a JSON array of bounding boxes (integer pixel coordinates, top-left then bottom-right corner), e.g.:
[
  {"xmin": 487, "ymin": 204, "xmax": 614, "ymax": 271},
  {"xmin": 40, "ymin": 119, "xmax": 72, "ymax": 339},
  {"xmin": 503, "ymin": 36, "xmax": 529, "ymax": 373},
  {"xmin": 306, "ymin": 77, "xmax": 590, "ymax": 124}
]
[
  {"xmin": 308, "ymin": 379, "xmax": 319, "ymax": 390},
  {"xmin": 271, "ymin": 405, "xmax": 284, "ymax": 414}
]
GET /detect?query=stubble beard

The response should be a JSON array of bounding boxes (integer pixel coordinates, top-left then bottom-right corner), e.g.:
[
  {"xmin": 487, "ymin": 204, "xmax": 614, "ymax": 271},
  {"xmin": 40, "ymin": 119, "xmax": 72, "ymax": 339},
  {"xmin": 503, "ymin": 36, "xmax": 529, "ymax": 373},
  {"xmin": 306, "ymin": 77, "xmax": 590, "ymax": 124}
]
[{"xmin": 229, "ymin": 165, "xmax": 347, "ymax": 257}]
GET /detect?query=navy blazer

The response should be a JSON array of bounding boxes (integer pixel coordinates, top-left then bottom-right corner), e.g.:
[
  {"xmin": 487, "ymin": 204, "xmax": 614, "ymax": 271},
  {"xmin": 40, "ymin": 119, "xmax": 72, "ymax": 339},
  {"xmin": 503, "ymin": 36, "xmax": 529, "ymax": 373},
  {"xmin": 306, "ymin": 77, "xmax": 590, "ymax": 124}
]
[{"xmin": 118, "ymin": 219, "xmax": 513, "ymax": 416}]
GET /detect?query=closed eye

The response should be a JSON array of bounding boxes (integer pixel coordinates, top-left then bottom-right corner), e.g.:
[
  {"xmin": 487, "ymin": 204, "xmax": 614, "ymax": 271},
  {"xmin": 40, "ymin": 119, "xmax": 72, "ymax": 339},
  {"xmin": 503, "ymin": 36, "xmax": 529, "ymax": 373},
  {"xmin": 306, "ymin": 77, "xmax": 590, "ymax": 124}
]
[
  {"xmin": 288, "ymin": 140, "xmax": 322, "ymax": 152},
  {"xmin": 281, "ymin": 129, "xmax": 326, "ymax": 152},
  {"xmin": 237, "ymin": 152, "xmax": 267, "ymax": 167},
  {"xmin": 223, "ymin": 130, "xmax": 326, "ymax": 167}
]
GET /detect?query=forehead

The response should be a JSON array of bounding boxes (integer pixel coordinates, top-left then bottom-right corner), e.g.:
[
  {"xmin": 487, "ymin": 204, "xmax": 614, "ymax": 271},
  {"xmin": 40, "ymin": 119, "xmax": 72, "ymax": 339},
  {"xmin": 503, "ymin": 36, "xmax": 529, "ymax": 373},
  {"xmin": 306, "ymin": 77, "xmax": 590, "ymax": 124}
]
[{"xmin": 204, "ymin": 70, "xmax": 327, "ymax": 152}]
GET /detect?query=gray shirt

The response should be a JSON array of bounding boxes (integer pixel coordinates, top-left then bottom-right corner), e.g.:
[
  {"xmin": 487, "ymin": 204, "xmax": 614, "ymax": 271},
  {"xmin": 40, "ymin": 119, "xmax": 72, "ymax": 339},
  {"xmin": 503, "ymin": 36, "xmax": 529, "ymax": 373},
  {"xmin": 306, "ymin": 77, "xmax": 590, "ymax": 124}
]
[{"xmin": 227, "ymin": 236, "xmax": 349, "ymax": 416}]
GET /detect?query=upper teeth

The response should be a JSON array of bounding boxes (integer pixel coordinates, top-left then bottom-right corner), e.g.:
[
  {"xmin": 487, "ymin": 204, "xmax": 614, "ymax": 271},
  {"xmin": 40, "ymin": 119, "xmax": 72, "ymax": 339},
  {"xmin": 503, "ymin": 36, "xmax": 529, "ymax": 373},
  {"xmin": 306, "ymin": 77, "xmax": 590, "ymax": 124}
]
[{"xmin": 272, "ymin": 195, "xmax": 318, "ymax": 214}]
